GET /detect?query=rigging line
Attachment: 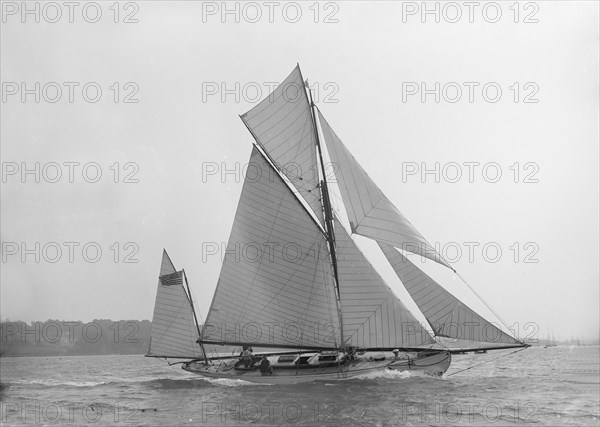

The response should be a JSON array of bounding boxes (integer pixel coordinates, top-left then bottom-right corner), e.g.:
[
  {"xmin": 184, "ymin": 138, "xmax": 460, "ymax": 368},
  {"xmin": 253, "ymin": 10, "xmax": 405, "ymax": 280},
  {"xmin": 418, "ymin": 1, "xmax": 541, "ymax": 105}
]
[
  {"xmin": 184, "ymin": 270, "xmax": 210, "ymax": 364},
  {"xmin": 232, "ymin": 146, "xmax": 324, "ymax": 326},
  {"xmin": 297, "ymin": 242, "xmax": 328, "ymax": 334},
  {"xmin": 445, "ymin": 347, "xmax": 528, "ymax": 377},
  {"xmin": 236, "ymin": 173, "xmax": 289, "ymax": 326},
  {"xmin": 283, "ymin": 118, "xmax": 322, "ymax": 198},
  {"xmin": 318, "ymin": 244, "xmax": 339, "ymax": 349},
  {"xmin": 255, "ymin": 235, "xmax": 326, "ymax": 324},
  {"xmin": 424, "ymin": 300, "xmax": 459, "ymax": 340},
  {"xmin": 315, "ymin": 104, "xmax": 451, "ymax": 270},
  {"xmin": 239, "ymin": 118, "xmax": 327, "ymax": 238},
  {"xmin": 453, "ymin": 269, "xmax": 518, "ymax": 342},
  {"xmin": 303, "ymin": 72, "xmax": 344, "ymax": 350},
  {"xmin": 313, "ymin": 105, "xmax": 375, "ymax": 226},
  {"xmin": 419, "ymin": 245, "xmax": 519, "ymax": 343},
  {"xmin": 183, "ymin": 270, "xmax": 203, "ymax": 336}
]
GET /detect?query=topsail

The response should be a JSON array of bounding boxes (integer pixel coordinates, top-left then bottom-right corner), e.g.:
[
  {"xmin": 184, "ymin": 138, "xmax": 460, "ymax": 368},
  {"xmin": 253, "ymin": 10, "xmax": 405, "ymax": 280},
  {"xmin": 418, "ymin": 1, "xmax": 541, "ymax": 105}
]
[{"xmin": 240, "ymin": 65, "xmax": 324, "ymax": 226}]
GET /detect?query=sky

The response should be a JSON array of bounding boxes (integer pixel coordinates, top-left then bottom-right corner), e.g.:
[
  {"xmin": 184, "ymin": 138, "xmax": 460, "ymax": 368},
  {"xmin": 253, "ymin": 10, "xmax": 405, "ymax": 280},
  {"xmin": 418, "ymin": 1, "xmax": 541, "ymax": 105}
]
[{"xmin": 1, "ymin": 1, "xmax": 598, "ymax": 342}]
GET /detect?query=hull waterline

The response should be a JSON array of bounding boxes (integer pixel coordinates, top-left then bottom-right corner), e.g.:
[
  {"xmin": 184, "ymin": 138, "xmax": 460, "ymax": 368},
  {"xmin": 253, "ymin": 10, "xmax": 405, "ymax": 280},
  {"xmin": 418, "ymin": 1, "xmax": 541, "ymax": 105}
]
[
  {"xmin": 182, "ymin": 359, "xmax": 392, "ymax": 384},
  {"xmin": 181, "ymin": 351, "xmax": 452, "ymax": 384}
]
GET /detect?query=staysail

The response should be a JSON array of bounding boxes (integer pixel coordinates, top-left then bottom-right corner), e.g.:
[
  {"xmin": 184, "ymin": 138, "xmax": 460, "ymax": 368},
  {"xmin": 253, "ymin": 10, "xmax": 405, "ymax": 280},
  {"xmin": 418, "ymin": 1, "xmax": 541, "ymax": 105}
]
[
  {"xmin": 378, "ymin": 242, "xmax": 521, "ymax": 345},
  {"xmin": 240, "ymin": 65, "xmax": 324, "ymax": 225},
  {"xmin": 147, "ymin": 250, "xmax": 205, "ymax": 358},
  {"xmin": 334, "ymin": 217, "xmax": 437, "ymax": 348},
  {"xmin": 316, "ymin": 108, "xmax": 451, "ymax": 270},
  {"xmin": 200, "ymin": 147, "xmax": 340, "ymax": 349}
]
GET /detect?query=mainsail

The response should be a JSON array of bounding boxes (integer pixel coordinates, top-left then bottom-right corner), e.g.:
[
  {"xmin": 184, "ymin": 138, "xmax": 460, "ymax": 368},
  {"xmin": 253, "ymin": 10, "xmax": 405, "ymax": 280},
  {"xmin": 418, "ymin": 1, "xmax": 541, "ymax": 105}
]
[
  {"xmin": 334, "ymin": 217, "xmax": 437, "ymax": 348},
  {"xmin": 147, "ymin": 250, "xmax": 205, "ymax": 359},
  {"xmin": 378, "ymin": 242, "xmax": 521, "ymax": 345},
  {"xmin": 200, "ymin": 147, "xmax": 341, "ymax": 349},
  {"xmin": 240, "ymin": 65, "xmax": 324, "ymax": 225},
  {"xmin": 316, "ymin": 108, "xmax": 451, "ymax": 270}
]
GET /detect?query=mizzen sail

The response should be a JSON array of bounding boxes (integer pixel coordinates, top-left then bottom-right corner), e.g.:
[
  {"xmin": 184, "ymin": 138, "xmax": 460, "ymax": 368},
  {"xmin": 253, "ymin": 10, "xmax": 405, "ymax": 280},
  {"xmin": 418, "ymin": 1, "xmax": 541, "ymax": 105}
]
[
  {"xmin": 201, "ymin": 147, "xmax": 340, "ymax": 349},
  {"xmin": 379, "ymin": 242, "xmax": 521, "ymax": 345},
  {"xmin": 334, "ymin": 217, "xmax": 436, "ymax": 348},
  {"xmin": 316, "ymin": 108, "xmax": 450, "ymax": 270},
  {"xmin": 147, "ymin": 250, "xmax": 205, "ymax": 358},
  {"xmin": 240, "ymin": 65, "xmax": 324, "ymax": 225}
]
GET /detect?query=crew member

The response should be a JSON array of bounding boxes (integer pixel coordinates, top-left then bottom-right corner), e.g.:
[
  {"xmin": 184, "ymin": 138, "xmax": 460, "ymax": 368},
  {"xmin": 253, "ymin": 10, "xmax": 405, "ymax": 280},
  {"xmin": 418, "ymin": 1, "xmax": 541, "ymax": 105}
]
[
  {"xmin": 259, "ymin": 355, "xmax": 274, "ymax": 375},
  {"xmin": 240, "ymin": 347, "xmax": 253, "ymax": 368}
]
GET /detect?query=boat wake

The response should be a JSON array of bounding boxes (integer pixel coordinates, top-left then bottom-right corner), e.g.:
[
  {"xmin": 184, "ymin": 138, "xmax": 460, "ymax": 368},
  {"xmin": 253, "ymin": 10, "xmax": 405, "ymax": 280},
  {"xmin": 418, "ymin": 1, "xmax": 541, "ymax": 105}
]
[
  {"xmin": 6, "ymin": 376, "xmax": 216, "ymax": 391},
  {"xmin": 202, "ymin": 377, "xmax": 272, "ymax": 387},
  {"xmin": 352, "ymin": 369, "xmax": 442, "ymax": 381}
]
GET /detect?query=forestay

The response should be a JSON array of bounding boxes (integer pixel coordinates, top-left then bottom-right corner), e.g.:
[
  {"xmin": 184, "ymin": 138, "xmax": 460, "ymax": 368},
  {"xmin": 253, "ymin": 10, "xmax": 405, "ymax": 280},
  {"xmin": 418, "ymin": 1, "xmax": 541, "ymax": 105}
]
[{"xmin": 379, "ymin": 243, "xmax": 521, "ymax": 345}]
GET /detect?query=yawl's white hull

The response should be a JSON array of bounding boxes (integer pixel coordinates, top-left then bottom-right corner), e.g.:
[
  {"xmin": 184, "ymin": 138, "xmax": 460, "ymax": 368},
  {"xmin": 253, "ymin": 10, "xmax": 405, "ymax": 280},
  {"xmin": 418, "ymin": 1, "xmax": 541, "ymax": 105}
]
[
  {"xmin": 182, "ymin": 359, "xmax": 391, "ymax": 384},
  {"xmin": 181, "ymin": 351, "xmax": 452, "ymax": 384}
]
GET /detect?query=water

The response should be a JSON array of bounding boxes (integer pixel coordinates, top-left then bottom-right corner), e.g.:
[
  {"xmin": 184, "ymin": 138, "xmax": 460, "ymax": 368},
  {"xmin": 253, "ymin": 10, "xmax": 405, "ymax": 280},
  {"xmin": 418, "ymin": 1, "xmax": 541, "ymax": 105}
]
[{"xmin": 1, "ymin": 346, "xmax": 598, "ymax": 426}]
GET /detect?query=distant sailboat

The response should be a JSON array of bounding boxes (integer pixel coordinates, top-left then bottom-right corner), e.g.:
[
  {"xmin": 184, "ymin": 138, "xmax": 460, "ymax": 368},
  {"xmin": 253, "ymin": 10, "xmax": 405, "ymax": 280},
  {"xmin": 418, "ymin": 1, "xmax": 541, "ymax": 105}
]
[
  {"xmin": 146, "ymin": 65, "xmax": 529, "ymax": 383},
  {"xmin": 544, "ymin": 334, "xmax": 558, "ymax": 348}
]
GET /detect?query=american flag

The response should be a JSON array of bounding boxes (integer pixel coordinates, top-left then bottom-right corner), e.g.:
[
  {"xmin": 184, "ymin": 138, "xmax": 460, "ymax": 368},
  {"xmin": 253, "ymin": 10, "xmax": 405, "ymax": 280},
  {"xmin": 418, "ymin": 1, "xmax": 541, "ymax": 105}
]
[{"xmin": 159, "ymin": 270, "xmax": 184, "ymax": 286}]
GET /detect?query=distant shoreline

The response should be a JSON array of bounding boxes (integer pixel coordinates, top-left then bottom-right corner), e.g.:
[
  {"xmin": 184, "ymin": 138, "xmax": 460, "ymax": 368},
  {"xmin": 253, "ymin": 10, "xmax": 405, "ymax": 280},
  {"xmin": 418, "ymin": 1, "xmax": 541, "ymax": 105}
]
[
  {"xmin": 1, "ymin": 319, "xmax": 152, "ymax": 358},
  {"xmin": 1, "ymin": 352, "xmax": 147, "ymax": 358}
]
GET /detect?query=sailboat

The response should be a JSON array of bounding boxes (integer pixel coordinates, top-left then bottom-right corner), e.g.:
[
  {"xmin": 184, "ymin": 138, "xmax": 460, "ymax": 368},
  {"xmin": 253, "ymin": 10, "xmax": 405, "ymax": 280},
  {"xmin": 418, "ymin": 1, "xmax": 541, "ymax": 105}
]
[
  {"xmin": 146, "ymin": 65, "xmax": 529, "ymax": 384},
  {"xmin": 544, "ymin": 334, "xmax": 557, "ymax": 348}
]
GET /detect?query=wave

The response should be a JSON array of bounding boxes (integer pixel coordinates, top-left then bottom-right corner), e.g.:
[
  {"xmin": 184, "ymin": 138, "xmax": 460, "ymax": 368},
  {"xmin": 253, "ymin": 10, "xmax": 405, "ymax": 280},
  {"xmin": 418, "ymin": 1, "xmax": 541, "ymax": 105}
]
[
  {"xmin": 351, "ymin": 369, "xmax": 441, "ymax": 381},
  {"xmin": 4, "ymin": 376, "xmax": 201, "ymax": 390},
  {"xmin": 7, "ymin": 378, "xmax": 108, "ymax": 388},
  {"xmin": 2, "ymin": 375, "xmax": 271, "ymax": 391},
  {"xmin": 137, "ymin": 378, "xmax": 211, "ymax": 389},
  {"xmin": 202, "ymin": 377, "xmax": 272, "ymax": 387}
]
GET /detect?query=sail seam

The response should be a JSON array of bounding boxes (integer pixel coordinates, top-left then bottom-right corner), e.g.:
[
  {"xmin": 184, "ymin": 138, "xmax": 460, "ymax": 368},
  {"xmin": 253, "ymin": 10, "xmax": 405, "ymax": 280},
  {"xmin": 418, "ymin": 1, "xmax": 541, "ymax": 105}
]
[
  {"xmin": 381, "ymin": 243, "xmax": 520, "ymax": 344},
  {"xmin": 245, "ymin": 134, "xmax": 326, "ymax": 237},
  {"xmin": 236, "ymin": 168, "xmax": 290, "ymax": 325}
]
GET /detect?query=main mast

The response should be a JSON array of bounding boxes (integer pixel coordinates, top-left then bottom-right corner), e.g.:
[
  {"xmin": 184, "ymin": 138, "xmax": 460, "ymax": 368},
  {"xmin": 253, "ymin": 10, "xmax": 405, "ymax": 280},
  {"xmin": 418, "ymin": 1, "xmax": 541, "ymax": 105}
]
[{"xmin": 300, "ymin": 67, "xmax": 345, "ymax": 351}]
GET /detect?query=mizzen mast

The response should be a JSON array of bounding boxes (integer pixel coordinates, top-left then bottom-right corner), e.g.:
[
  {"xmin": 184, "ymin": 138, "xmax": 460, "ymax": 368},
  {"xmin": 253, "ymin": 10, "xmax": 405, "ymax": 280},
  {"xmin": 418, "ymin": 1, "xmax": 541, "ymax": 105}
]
[{"xmin": 183, "ymin": 269, "xmax": 210, "ymax": 364}]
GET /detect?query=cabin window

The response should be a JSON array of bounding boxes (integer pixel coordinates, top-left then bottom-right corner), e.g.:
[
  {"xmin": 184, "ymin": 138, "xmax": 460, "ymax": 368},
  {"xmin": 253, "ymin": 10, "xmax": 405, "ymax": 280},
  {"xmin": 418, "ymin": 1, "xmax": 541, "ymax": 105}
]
[
  {"xmin": 317, "ymin": 355, "xmax": 337, "ymax": 362},
  {"xmin": 277, "ymin": 355, "xmax": 296, "ymax": 363}
]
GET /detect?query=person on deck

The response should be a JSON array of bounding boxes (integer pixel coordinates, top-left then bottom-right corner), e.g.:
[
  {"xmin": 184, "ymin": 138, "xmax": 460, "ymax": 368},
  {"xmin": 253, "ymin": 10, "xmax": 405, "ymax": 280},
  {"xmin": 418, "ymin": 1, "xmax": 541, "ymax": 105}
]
[
  {"xmin": 259, "ymin": 355, "xmax": 274, "ymax": 376},
  {"xmin": 240, "ymin": 347, "xmax": 253, "ymax": 368},
  {"xmin": 347, "ymin": 347, "xmax": 357, "ymax": 362}
]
